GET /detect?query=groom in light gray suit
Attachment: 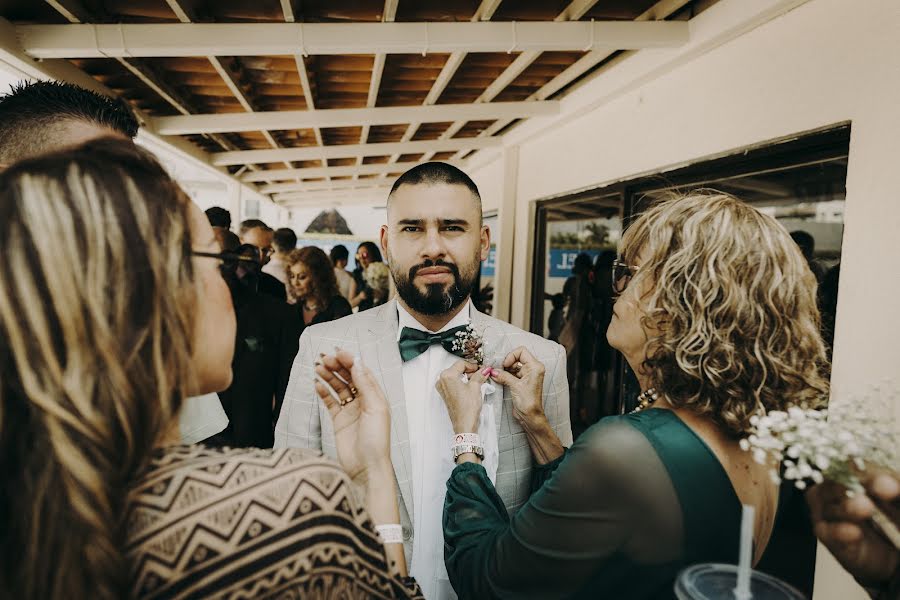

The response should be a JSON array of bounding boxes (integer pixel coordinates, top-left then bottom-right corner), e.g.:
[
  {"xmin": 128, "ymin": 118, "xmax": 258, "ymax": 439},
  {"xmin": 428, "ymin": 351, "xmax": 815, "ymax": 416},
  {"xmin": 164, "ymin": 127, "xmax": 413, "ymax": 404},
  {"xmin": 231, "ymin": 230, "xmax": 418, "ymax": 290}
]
[{"xmin": 274, "ymin": 162, "xmax": 572, "ymax": 599}]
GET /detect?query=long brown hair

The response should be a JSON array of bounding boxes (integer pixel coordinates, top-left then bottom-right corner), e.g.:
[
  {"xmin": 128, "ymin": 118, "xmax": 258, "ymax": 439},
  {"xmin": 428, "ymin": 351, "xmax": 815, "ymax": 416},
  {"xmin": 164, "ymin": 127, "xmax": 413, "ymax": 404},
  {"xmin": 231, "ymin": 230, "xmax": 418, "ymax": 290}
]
[
  {"xmin": 286, "ymin": 246, "xmax": 340, "ymax": 309},
  {"xmin": 0, "ymin": 138, "xmax": 197, "ymax": 598},
  {"xmin": 621, "ymin": 192, "xmax": 830, "ymax": 436}
]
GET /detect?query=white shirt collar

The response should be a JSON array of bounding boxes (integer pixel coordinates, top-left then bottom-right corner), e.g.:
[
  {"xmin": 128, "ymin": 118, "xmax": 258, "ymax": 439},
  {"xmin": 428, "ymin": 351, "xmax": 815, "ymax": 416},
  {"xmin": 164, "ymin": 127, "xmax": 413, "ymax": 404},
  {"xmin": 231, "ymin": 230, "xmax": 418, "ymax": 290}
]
[{"xmin": 396, "ymin": 299, "xmax": 472, "ymax": 341}]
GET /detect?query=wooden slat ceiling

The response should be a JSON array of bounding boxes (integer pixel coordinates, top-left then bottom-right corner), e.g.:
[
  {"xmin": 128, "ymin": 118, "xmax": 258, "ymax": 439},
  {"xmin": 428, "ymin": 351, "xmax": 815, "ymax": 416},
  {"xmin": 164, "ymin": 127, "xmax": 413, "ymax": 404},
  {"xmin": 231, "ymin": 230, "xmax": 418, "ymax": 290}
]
[{"xmin": 1, "ymin": 0, "xmax": 716, "ymax": 201}]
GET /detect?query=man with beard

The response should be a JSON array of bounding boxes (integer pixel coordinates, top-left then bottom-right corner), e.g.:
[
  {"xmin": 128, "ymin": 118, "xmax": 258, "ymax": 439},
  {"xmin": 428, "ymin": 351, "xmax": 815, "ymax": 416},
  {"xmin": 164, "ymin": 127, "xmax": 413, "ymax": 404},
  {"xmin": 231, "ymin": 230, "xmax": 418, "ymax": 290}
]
[{"xmin": 275, "ymin": 162, "xmax": 572, "ymax": 599}]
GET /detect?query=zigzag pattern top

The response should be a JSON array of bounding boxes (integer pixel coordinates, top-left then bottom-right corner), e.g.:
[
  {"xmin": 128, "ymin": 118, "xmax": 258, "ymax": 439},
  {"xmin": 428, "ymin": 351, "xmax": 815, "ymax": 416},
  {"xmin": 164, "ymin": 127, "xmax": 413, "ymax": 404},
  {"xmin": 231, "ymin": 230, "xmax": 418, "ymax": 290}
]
[{"xmin": 125, "ymin": 445, "xmax": 423, "ymax": 599}]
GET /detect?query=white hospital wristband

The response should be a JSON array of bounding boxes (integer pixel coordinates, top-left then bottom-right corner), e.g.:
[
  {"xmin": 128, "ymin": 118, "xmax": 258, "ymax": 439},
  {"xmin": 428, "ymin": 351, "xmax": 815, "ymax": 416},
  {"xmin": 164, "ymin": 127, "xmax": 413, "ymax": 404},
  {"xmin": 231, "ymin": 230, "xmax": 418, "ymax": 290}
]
[{"xmin": 375, "ymin": 524, "xmax": 404, "ymax": 544}]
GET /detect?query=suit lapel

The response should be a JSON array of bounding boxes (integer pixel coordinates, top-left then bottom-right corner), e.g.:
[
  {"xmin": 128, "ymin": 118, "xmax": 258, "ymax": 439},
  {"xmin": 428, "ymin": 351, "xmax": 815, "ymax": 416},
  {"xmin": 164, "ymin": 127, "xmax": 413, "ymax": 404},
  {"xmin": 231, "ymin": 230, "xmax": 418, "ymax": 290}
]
[{"xmin": 359, "ymin": 300, "xmax": 415, "ymax": 520}]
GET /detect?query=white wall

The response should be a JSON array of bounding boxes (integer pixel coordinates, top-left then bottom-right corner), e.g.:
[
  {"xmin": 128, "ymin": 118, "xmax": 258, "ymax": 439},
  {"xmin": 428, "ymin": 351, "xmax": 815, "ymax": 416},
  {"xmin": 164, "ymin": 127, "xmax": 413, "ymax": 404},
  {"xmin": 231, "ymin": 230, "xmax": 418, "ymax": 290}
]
[{"xmin": 469, "ymin": 0, "xmax": 900, "ymax": 598}]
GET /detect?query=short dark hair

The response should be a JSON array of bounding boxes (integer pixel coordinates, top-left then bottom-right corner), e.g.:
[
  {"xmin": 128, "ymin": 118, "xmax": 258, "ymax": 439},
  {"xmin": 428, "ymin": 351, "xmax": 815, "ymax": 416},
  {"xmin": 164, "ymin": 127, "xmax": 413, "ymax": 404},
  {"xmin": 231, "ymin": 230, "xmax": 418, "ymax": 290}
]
[
  {"xmin": 205, "ymin": 206, "xmax": 231, "ymax": 229},
  {"xmin": 239, "ymin": 219, "xmax": 268, "ymax": 235},
  {"xmin": 790, "ymin": 230, "xmax": 815, "ymax": 259},
  {"xmin": 330, "ymin": 244, "xmax": 349, "ymax": 264},
  {"xmin": 356, "ymin": 241, "xmax": 383, "ymax": 263},
  {"xmin": 0, "ymin": 81, "xmax": 139, "ymax": 163},
  {"xmin": 220, "ymin": 230, "xmax": 240, "ymax": 252},
  {"xmin": 272, "ymin": 227, "xmax": 298, "ymax": 253},
  {"xmin": 388, "ymin": 161, "xmax": 481, "ymax": 205}
]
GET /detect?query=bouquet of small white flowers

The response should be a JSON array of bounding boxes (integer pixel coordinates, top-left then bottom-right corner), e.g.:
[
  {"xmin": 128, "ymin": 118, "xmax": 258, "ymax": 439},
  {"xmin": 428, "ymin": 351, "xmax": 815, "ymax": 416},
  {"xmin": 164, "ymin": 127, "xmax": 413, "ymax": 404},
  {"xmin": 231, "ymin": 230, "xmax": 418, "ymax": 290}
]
[{"xmin": 741, "ymin": 387, "xmax": 900, "ymax": 550}]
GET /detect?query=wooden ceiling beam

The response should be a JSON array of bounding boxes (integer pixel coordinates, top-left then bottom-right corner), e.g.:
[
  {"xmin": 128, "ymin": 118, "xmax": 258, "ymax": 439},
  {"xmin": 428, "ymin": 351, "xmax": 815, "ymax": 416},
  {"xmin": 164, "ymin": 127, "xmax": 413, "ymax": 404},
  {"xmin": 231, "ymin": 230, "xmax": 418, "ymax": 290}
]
[
  {"xmin": 17, "ymin": 21, "xmax": 689, "ymax": 59},
  {"xmin": 151, "ymin": 100, "xmax": 558, "ymax": 134},
  {"xmin": 355, "ymin": 0, "xmax": 397, "ymax": 179},
  {"xmin": 277, "ymin": 187, "xmax": 392, "ymax": 206},
  {"xmin": 164, "ymin": 0, "xmax": 293, "ymax": 178},
  {"xmin": 453, "ymin": 0, "xmax": 693, "ymax": 163},
  {"xmin": 275, "ymin": 184, "xmax": 392, "ymax": 200},
  {"xmin": 242, "ymin": 160, "xmax": 466, "ymax": 183},
  {"xmin": 386, "ymin": 0, "xmax": 504, "ymax": 167},
  {"xmin": 41, "ymin": 1, "xmax": 249, "ymax": 159},
  {"xmin": 424, "ymin": 0, "xmax": 601, "ymax": 163},
  {"xmin": 212, "ymin": 137, "xmax": 501, "ymax": 166}
]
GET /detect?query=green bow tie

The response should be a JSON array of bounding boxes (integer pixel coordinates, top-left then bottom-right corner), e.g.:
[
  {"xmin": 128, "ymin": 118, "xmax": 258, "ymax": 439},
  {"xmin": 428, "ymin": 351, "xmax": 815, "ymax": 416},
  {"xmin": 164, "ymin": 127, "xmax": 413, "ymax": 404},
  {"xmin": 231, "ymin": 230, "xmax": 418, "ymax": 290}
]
[{"xmin": 398, "ymin": 324, "xmax": 470, "ymax": 362}]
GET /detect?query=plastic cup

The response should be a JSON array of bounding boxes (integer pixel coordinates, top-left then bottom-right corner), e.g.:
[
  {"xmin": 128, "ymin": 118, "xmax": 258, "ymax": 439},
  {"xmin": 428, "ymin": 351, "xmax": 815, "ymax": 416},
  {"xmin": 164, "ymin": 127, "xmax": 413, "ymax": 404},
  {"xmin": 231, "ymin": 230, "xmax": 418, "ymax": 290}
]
[{"xmin": 674, "ymin": 564, "xmax": 807, "ymax": 600}]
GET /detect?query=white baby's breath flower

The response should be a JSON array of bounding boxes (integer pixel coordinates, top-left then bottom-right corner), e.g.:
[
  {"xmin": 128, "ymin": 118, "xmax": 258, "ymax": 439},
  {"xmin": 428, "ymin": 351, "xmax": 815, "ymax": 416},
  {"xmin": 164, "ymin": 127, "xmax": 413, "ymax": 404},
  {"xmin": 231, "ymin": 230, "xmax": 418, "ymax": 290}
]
[{"xmin": 741, "ymin": 386, "xmax": 898, "ymax": 493}]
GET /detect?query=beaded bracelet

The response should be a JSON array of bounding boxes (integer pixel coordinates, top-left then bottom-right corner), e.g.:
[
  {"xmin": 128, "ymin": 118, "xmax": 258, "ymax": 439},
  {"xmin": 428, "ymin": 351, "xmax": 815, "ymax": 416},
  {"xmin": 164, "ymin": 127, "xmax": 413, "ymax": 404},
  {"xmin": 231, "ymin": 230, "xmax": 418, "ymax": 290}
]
[
  {"xmin": 374, "ymin": 524, "xmax": 404, "ymax": 544},
  {"xmin": 451, "ymin": 432, "xmax": 481, "ymax": 446}
]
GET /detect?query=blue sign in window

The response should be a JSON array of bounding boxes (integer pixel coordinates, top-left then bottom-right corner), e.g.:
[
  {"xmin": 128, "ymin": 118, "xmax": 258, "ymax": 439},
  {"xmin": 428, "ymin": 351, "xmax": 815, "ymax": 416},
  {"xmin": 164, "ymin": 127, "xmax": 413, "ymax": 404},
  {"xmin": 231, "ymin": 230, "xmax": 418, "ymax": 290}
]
[
  {"xmin": 548, "ymin": 249, "xmax": 602, "ymax": 278},
  {"xmin": 481, "ymin": 246, "xmax": 497, "ymax": 277}
]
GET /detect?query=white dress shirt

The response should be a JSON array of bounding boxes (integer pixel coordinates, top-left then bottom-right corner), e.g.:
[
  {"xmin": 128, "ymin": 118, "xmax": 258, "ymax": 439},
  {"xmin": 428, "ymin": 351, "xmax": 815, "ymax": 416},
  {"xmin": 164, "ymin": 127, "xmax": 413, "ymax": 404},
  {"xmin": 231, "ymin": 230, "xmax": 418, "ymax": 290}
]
[
  {"xmin": 397, "ymin": 301, "xmax": 499, "ymax": 600},
  {"xmin": 179, "ymin": 393, "xmax": 229, "ymax": 444}
]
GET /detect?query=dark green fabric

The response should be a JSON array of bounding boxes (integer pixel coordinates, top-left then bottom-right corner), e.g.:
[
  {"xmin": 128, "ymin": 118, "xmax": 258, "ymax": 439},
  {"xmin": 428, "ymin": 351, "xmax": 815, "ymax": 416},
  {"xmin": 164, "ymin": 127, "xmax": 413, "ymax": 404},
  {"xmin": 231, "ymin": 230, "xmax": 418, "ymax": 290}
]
[
  {"xmin": 443, "ymin": 409, "xmax": 746, "ymax": 599},
  {"xmin": 398, "ymin": 324, "xmax": 469, "ymax": 362}
]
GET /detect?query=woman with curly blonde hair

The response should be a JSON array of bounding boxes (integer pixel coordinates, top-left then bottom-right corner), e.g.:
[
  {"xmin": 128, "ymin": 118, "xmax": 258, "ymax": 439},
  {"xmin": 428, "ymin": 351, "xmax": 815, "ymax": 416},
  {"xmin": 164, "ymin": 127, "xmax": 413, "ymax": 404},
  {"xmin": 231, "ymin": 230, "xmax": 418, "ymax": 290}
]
[{"xmin": 317, "ymin": 191, "xmax": 830, "ymax": 599}]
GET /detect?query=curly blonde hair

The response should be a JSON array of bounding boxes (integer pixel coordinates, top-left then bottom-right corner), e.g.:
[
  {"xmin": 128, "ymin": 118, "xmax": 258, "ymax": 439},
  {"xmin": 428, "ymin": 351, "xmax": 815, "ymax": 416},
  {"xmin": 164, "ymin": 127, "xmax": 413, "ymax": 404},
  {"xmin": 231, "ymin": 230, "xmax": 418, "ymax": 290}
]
[{"xmin": 623, "ymin": 192, "xmax": 830, "ymax": 436}]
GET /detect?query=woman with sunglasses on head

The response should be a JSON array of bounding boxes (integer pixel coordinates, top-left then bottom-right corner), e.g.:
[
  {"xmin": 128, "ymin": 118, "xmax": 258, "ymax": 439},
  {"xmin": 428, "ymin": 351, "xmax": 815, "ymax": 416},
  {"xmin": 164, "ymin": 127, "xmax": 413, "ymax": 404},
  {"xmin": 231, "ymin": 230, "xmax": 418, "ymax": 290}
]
[
  {"xmin": 316, "ymin": 192, "xmax": 830, "ymax": 599},
  {"xmin": 0, "ymin": 138, "xmax": 420, "ymax": 600}
]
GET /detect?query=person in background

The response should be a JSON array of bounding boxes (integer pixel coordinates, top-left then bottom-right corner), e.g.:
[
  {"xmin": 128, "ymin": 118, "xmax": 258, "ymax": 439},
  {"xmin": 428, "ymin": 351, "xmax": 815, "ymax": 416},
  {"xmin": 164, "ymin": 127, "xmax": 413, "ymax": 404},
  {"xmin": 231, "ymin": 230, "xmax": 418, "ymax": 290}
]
[
  {"xmin": 560, "ymin": 252, "xmax": 596, "ymax": 429},
  {"xmin": 0, "ymin": 138, "xmax": 420, "ymax": 599},
  {"xmin": 330, "ymin": 244, "xmax": 358, "ymax": 302},
  {"xmin": 210, "ymin": 243, "xmax": 301, "ymax": 449},
  {"xmin": 807, "ymin": 471, "xmax": 899, "ymax": 599},
  {"xmin": 240, "ymin": 219, "xmax": 286, "ymax": 301},
  {"xmin": 790, "ymin": 230, "xmax": 827, "ymax": 283},
  {"xmin": 364, "ymin": 261, "xmax": 392, "ymax": 308},
  {"xmin": 205, "ymin": 206, "xmax": 231, "ymax": 230},
  {"xmin": 264, "ymin": 227, "xmax": 297, "ymax": 287},
  {"xmin": 206, "ymin": 207, "xmax": 233, "ymax": 255},
  {"xmin": 546, "ymin": 293, "xmax": 566, "ymax": 342},
  {"xmin": 0, "ymin": 80, "xmax": 230, "ymax": 446},
  {"xmin": 285, "ymin": 246, "xmax": 352, "ymax": 338},
  {"xmin": 351, "ymin": 240, "xmax": 384, "ymax": 311}
]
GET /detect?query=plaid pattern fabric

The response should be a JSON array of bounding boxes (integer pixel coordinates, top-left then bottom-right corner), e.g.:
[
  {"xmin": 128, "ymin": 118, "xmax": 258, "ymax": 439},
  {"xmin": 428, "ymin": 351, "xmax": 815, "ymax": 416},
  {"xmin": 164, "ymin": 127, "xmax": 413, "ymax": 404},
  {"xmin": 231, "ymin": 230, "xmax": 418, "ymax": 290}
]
[{"xmin": 274, "ymin": 300, "xmax": 572, "ymax": 559}]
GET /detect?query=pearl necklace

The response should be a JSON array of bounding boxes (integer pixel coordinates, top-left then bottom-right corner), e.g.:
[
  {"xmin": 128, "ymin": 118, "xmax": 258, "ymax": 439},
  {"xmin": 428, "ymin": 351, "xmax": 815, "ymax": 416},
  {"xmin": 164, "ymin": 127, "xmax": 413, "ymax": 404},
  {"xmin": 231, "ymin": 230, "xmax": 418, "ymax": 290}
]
[{"xmin": 630, "ymin": 387, "xmax": 659, "ymax": 413}]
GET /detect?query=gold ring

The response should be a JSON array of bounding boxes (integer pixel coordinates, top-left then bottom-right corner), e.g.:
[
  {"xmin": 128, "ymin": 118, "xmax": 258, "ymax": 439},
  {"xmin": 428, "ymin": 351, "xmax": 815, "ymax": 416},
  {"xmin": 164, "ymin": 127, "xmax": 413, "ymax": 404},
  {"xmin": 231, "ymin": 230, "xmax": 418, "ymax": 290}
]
[
  {"xmin": 349, "ymin": 385, "xmax": 358, "ymax": 398},
  {"xmin": 513, "ymin": 361, "xmax": 524, "ymax": 373},
  {"xmin": 340, "ymin": 396, "xmax": 356, "ymax": 407}
]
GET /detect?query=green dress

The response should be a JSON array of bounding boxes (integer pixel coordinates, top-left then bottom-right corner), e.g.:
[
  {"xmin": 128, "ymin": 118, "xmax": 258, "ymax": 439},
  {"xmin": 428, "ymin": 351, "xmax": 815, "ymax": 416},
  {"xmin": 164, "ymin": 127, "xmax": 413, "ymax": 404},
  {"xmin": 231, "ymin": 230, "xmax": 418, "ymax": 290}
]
[{"xmin": 443, "ymin": 409, "xmax": 744, "ymax": 599}]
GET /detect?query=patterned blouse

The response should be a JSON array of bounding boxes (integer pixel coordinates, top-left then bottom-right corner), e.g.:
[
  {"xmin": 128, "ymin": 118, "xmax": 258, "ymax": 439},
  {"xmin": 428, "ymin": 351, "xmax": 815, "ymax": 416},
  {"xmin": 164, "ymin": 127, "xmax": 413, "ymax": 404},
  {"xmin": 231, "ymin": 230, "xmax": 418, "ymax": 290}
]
[{"xmin": 125, "ymin": 445, "xmax": 422, "ymax": 599}]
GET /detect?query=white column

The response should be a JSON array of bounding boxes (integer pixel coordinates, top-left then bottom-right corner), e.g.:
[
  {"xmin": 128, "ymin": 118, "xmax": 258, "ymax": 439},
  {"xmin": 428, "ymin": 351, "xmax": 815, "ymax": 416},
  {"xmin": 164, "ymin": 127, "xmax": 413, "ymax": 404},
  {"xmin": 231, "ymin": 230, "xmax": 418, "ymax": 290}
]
[{"xmin": 493, "ymin": 146, "xmax": 519, "ymax": 324}]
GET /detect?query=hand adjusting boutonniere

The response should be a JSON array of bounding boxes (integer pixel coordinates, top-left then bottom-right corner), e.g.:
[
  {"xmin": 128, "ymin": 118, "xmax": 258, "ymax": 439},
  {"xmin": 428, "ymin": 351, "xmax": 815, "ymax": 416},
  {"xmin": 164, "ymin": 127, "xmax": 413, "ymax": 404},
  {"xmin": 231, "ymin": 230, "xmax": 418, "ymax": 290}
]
[
  {"xmin": 741, "ymin": 386, "xmax": 900, "ymax": 551},
  {"xmin": 451, "ymin": 325, "xmax": 485, "ymax": 365}
]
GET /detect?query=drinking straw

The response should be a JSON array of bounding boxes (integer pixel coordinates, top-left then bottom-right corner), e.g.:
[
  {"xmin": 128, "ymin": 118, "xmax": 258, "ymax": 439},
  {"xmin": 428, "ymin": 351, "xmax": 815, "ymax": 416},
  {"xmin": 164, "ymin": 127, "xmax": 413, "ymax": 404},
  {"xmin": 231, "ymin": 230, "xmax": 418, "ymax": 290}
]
[{"xmin": 734, "ymin": 504, "xmax": 754, "ymax": 600}]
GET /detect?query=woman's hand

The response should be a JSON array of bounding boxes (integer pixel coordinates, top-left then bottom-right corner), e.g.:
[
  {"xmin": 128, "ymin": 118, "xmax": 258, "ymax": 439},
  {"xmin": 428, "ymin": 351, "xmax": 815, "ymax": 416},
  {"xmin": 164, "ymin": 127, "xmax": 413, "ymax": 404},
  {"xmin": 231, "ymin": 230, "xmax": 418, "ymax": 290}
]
[
  {"xmin": 490, "ymin": 348, "xmax": 565, "ymax": 465},
  {"xmin": 807, "ymin": 472, "xmax": 900, "ymax": 585},
  {"xmin": 436, "ymin": 360, "xmax": 488, "ymax": 434},
  {"xmin": 315, "ymin": 350, "xmax": 392, "ymax": 483},
  {"xmin": 489, "ymin": 347, "xmax": 547, "ymax": 424}
]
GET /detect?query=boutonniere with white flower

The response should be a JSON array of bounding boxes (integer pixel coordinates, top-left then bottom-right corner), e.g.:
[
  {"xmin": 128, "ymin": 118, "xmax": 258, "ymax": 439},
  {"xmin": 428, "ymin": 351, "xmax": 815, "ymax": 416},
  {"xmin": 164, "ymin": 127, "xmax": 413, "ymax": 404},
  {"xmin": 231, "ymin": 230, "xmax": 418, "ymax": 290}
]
[
  {"xmin": 742, "ymin": 391, "xmax": 900, "ymax": 550},
  {"xmin": 452, "ymin": 325, "xmax": 485, "ymax": 365}
]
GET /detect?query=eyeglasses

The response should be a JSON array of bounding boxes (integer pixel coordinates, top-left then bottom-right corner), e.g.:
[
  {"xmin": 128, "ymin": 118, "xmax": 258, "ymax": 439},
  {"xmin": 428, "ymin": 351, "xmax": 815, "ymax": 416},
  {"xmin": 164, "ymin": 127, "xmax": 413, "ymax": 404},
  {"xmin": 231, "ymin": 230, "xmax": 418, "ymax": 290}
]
[
  {"xmin": 192, "ymin": 250, "xmax": 260, "ymax": 270},
  {"xmin": 612, "ymin": 258, "xmax": 640, "ymax": 296}
]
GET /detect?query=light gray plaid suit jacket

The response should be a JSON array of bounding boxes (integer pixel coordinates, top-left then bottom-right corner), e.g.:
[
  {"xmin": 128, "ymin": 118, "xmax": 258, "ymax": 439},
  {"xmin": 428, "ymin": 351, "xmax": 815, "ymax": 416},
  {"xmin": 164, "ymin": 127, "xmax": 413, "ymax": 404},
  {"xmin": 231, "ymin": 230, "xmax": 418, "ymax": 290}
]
[{"xmin": 273, "ymin": 299, "xmax": 572, "ymax": 558}]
